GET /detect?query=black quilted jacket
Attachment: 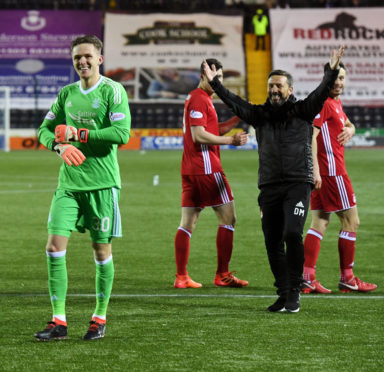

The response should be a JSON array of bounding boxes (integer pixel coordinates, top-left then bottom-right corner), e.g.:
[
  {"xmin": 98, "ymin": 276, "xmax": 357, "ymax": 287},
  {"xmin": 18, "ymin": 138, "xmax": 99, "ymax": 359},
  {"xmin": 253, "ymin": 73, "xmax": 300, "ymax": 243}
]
[{"xmin": 209, "ymin": 68, "xmax": 339, "ymax": 188}]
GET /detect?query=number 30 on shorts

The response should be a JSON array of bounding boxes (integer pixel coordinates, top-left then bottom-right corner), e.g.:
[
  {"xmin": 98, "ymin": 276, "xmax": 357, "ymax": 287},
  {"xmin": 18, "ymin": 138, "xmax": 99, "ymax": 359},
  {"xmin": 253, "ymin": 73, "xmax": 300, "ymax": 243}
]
[{"xmin": 92, "ymin": 216, "xmax": 110, "ymax": 232}]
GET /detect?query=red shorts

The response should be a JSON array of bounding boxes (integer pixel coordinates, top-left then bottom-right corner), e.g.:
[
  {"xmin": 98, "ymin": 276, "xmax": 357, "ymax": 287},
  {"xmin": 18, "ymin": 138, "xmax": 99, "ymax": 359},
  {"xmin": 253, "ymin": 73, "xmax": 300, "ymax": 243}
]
[
  {"xmin": 181, "ymin": 171, "xmax": 234, "ymax": 209},
  {"xmin": 311, "ymin": 174, "xmax": 356, "ymax": 213}
]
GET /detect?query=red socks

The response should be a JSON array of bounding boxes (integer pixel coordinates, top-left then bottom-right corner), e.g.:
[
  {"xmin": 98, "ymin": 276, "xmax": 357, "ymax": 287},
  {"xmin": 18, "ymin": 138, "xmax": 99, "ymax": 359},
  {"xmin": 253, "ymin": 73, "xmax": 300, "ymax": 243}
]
[
  {"xmin": 338, "ymin": 230, "xmax": 356, "ymax": 279},
  {"xmin": 175, "ymin": 224, "xmax": 235, "ymax": 275},
  {"xmin": 303, "ymin": 228, "xmax": 323, "ymax": 281},
  {"xmin": 303, "ymin": 228, "xmax": 356, "ymax": 281},
  {"xmin": 216, "ymin": 225, "xmax": 234, "ymax": 274},
  {"xmin": 175, "ymin": 227, "xmax": 192, "ymax": 275}
]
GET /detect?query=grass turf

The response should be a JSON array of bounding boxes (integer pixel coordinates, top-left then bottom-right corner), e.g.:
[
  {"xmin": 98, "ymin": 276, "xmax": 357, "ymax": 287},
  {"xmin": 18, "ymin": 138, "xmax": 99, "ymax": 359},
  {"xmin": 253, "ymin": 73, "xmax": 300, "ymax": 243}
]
[{"xmin": 0, "ymin": 149, "xmax": 383, "ymax": 371}]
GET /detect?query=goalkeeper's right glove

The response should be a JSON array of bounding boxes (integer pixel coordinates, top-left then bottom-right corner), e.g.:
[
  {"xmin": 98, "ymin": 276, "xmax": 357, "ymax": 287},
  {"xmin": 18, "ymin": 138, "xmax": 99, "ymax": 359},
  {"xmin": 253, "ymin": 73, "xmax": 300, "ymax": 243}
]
[
  {"xmin": 55, "ymin": 124, "xmax": 89, "ymax": 143},
  {"xmin": 53, "ymin": 143, "xmax": 86, "ymax": 166}
]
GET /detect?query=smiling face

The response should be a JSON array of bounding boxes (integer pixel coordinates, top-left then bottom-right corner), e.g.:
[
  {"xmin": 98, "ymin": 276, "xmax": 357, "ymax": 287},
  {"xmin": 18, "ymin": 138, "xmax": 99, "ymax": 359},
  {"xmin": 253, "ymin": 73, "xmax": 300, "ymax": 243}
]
[
  {"xmin": 330, "ymin": 67, "xmax": 346, "ymax": 99},
  {"xmin": 72, "ymin": 43, "xmax": 103, "ymax": 89},
  {"xmin": 267, "ymin": 75, "xmax": 293, "ymax": 106}
]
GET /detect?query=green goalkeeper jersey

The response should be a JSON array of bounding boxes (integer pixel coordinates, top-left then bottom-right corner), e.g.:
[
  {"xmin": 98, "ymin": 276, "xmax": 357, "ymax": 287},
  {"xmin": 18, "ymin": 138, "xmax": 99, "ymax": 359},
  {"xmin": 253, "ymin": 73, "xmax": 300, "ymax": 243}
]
[{"xmin": 38, "ymin": 76, "xmax": 131, "ymax": 191}]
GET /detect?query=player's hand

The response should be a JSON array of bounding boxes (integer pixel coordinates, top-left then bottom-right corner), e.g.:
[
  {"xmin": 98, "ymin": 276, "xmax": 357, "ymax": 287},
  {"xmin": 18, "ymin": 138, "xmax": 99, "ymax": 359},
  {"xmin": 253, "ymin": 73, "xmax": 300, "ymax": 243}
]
[
  {"xmin": 313, "ymin": 172, "xmax": 322, "ymax": 190},
  {"xmin": 337, "ymin": 126, "xmax": 354, "ymax": 146},
  {"xmin": 53, "ymin": 143, "xmax": 86, "ymax": 166},
  {"xmin": 202, "ymin": 59, "xmax": 217, "ymax": 82},
  {"xmin": 55, "ymin": 124, "xmax": 89, "ymax": 143},
  {"xmin": 231, "ymin": 132, "xmax": 248, "ymax": 146},
  {"xmin": 329, "ymin": 45, "xmax": 344, "ymax": 70}
]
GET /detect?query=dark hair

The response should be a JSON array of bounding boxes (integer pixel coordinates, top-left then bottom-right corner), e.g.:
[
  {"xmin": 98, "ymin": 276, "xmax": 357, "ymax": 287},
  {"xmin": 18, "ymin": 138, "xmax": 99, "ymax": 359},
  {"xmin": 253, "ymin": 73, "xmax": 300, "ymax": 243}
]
[
  {"xmin": 324, "ymin": 61, "xmax": 346, "ymax": 73},
  {"xmin": 268, "ymin": 69, "xmax": 293, "ymax": 87},
  {"xmin": 71, "ymin": 35, "xmax": 103, "ymax": 53},
  {"xmin": 201, "ymin": 58, "xmax": 223, "ymax": 75}
]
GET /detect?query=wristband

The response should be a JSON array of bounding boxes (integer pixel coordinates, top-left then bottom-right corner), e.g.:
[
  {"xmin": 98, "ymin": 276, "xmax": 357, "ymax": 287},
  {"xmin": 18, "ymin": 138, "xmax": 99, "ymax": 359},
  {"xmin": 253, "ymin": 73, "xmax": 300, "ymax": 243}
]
[
  {"xmin": 78, "ymin": 128, "xmax": 89, "ymax": 143},
  {"xmin": 52, "ymin": 141, "xmax": 59, "ymax": 151}
]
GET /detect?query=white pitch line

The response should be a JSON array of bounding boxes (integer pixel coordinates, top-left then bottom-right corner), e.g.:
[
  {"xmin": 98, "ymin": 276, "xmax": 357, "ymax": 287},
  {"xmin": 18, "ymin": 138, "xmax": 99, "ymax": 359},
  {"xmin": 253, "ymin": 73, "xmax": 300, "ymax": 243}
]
[
  {"xmin": 0, "ymin": 189, "xmax": 55, "ymax": 194},
  {"xmin": 2, "ymin": 293, "xmax": 383, "ymax": 299}
]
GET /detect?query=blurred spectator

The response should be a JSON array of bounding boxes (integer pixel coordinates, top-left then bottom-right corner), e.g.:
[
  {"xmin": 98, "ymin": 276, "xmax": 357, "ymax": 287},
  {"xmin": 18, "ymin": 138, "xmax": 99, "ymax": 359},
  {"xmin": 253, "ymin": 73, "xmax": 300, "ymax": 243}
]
[{"xmin": 146, "ymin": 68, "xmax": 200, "ymax": 99}]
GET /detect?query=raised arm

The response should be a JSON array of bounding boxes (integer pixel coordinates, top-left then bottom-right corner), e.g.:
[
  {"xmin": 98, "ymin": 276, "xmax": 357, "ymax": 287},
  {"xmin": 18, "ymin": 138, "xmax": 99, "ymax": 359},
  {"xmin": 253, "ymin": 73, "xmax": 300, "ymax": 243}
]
[
  {"xmin": 299, "ymin": 46, "xmax": 345, "ymax": 121},
  {"xmin": 329, "ymin": 45, "xmax": 344, "ymax": 70},
  {"xmin": 203, "ymin": 60, "xmax": 258, "ymax": 126}
]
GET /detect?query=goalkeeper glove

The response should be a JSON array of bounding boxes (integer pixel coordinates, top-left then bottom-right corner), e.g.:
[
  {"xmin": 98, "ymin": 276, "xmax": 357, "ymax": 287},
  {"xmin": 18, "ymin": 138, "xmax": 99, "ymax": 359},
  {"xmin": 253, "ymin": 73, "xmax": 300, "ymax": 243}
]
[
  {"xmin": 55, "ymin": 124, "xmax": 89, "ymax": 143},
  {"xmin": 53, "ymin": 143, "xmax": 86, "ymax": 166}
]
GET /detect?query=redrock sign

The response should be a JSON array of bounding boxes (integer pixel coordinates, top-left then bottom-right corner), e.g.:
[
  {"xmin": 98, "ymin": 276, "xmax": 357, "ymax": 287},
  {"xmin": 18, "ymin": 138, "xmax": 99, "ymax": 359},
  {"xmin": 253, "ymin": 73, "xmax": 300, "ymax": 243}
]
[{"xmin": 293, "ymin": 12, "xmax": 384, "ymax": 40}]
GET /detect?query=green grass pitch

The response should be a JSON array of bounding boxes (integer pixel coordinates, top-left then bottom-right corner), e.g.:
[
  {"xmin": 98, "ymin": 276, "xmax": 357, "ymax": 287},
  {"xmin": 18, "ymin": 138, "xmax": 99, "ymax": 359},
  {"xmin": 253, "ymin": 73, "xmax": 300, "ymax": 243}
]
[{"xmin": 0, "ymin": 149, "xmax": 383, "ymax": 371}]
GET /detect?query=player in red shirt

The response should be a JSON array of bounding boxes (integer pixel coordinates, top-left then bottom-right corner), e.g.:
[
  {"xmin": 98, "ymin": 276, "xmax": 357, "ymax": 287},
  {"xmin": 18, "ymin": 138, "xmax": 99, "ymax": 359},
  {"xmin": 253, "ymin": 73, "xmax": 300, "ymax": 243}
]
[
  {"xmin": 302, "ymin": 62, "xmax": 377, "ymax": 294},
  {"xmin": 174, "ymin": 58, "xmax": 249, "ymax": 289}
]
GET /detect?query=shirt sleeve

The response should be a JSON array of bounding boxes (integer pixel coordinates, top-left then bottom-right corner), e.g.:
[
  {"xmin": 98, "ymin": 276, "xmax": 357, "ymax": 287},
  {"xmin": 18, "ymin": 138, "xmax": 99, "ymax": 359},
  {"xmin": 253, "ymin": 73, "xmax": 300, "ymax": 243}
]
[
  {"xmin": 88, "ymin": 83, "xmax": 131, "ymax": 145},
  {"xmin": 298, "ymin": 67, "xmax": 339, "ymax": 122},
  {"xmin": 37, "ymin": 89, "xmax": 67, "ymax": 150},
  {"xmin": 209, "ymin": 76, "xmax": 258, "ymax": 126},
  {"xmin": 188, "ymin": 94, "xmax": 208, "ymax": 127},
  {"xmin": 313, "ymin": 102, "xmax": 328, "ymax": 129}
]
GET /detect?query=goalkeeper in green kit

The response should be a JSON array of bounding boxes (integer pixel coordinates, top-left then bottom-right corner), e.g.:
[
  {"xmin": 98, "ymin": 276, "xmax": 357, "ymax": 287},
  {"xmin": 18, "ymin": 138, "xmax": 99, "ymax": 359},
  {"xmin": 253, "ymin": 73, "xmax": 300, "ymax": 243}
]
[{"xmin": 35, "ymin": 35, "xmax": 131, "ymax": 341}]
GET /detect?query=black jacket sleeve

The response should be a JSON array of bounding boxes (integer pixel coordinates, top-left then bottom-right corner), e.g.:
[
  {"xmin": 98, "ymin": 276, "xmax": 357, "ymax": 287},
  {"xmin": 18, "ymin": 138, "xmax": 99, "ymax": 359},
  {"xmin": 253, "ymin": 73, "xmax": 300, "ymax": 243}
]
[
  {"xmin": 297, "ymin": 67, "xmax": 340, "ymax": 122},
  {"xmin": 209, "ymin": 76, "xmax": 258, "ymax": 125}
]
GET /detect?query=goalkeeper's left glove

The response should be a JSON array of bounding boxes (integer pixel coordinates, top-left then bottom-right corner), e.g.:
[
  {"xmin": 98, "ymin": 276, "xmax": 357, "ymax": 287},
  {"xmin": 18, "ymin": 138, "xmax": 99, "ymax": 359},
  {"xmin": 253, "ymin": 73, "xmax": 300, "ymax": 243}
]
[
  {"xmin": 53, "ymin": 142, "xmax": 86, "ymax": 166},
  {"xmin": 55, "ymin": 124, "xmax": 89, "ymax": 143}
]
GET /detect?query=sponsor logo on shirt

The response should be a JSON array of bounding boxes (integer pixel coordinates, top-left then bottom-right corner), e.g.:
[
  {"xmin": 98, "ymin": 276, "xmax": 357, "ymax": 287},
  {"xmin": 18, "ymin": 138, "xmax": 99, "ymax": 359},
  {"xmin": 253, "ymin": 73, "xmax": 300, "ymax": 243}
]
[
  {"xmin": 68, "ymin": 112, "xmax": 97, "ymax": 127},
  {"xmin": 109, "ymin": 112, "xmax": 126, "ymax": 121},
  {"xmin": 45, "ymin": 111, "xmax": 56, "ymax": 120},
  {"xmin": 190, "ymin": 110, "xmax": 203, "ymax": 119}
]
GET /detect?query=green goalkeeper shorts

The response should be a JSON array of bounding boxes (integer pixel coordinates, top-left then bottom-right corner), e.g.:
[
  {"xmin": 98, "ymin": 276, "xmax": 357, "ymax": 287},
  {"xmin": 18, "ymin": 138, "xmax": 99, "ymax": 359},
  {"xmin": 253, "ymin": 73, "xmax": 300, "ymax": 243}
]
[{"xmin": 47, "ymin": 187, "xmax": 122, "ymax": 243}]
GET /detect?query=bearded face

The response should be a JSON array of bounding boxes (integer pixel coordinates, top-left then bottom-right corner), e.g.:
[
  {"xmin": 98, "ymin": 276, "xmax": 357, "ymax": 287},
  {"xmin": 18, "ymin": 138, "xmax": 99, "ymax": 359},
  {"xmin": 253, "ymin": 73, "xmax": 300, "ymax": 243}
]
[{"xmin": 267, "ymin": 75, "xmax": 293, "ymax": 107}]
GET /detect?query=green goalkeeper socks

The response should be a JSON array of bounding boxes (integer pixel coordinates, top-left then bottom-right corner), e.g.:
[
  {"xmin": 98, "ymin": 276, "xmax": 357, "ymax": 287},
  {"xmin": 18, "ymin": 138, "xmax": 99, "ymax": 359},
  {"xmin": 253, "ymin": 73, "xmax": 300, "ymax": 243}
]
[
  {"xmin": 47, "ymin": 251, "xmax": 68, "ymax": 317},
  {"xmin": 94, "ymin": 256, "xmax": 115, "ymax": 318},
  {"xmin": 46, "ymin": 252, "xmax": 114, "ymax": 321}
]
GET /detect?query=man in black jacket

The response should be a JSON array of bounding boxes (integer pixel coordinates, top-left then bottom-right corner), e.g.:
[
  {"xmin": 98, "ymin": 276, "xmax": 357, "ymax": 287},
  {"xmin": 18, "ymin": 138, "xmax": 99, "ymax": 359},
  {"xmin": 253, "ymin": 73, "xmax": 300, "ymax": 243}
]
[{"xmin": 203, "ymin": 46, "xmax": 344, "ymax": 313}]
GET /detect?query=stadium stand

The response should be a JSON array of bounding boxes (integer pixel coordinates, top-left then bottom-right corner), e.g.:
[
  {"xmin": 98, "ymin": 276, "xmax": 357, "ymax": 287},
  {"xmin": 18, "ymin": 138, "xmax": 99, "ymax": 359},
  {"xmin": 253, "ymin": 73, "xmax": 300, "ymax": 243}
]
[
  {"xmin": 9, "ymin": 104, "xmax": 251, "ymax": 131},
  {"xmin": 9, "ymin": 106, "xmax": 384, "ymax": 131},
  {"xmin": 2, "ymin": 0, "xmax": 383, "ymax": 131}
]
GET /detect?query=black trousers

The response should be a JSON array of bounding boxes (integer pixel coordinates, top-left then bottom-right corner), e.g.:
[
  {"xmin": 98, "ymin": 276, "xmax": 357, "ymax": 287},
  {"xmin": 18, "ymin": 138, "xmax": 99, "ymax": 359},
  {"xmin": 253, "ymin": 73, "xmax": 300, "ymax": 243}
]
[
  {"xmin": 255, "ymin": 35, "xmax": 266, "ymax": 50},
  {"xmin": 258, "ymin": 182, "xmax": 312, "ymax": 294}
]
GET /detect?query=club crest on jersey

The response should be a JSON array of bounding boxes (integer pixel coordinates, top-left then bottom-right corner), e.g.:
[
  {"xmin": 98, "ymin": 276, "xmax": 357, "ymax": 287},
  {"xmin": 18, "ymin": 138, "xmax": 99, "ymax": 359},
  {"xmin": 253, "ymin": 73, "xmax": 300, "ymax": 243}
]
[
  {"xmin": 109, "ymin": 112, "xmax": 126, "ymax": 121},
  {"xmin": 190, "ymin": 110, "xmax": 203, "ymax": 119},
  {"xmin": 92, "ymin": 98, "xmax": 100, "ymax": 108}
]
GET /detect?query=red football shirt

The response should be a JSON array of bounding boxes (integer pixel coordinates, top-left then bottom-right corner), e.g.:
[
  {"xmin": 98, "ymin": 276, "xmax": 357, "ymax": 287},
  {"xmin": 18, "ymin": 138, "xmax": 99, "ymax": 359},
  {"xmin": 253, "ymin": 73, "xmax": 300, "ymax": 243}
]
[
  {"xmin": 313, "ymin": 97, "xmax": 348, "ymax": 176},
  {"xmin": 181, "ymin": 88, "xmax": 223, "ymax": 175}
]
